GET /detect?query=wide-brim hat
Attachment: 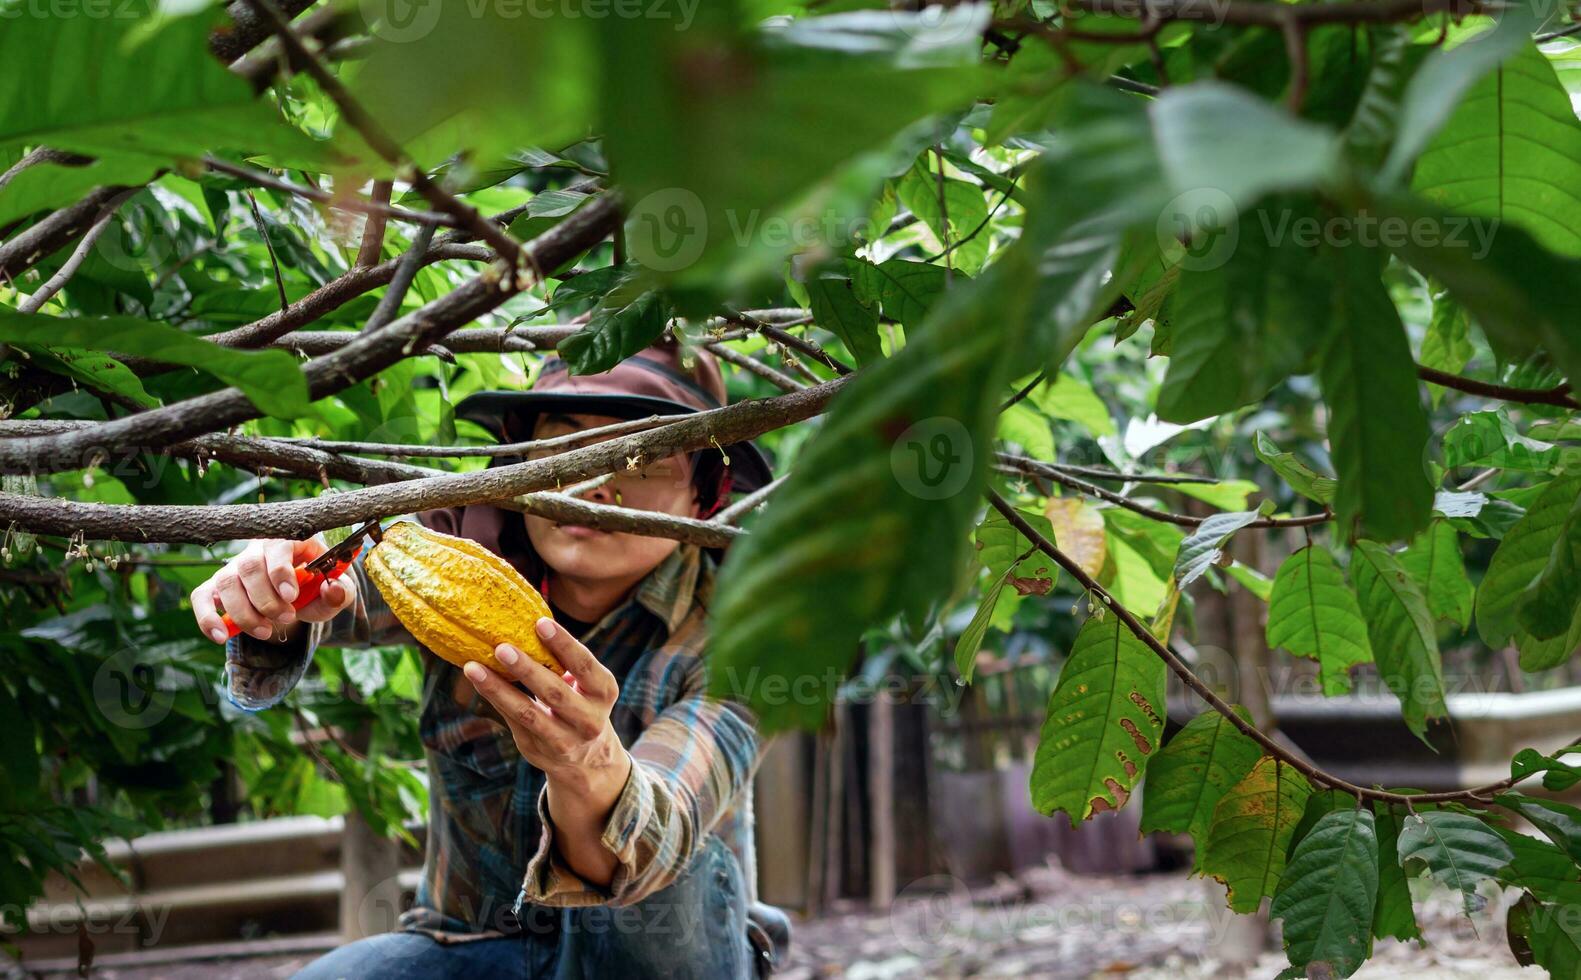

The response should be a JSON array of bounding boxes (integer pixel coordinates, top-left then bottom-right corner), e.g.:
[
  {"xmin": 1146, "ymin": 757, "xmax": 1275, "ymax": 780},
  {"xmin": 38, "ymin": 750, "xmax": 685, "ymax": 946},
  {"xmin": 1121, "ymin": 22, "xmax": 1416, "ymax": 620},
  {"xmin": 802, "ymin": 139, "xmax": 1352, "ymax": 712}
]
[{"xmin": 454, "ymin": 341, "xmax": 775, "ymax": 494}]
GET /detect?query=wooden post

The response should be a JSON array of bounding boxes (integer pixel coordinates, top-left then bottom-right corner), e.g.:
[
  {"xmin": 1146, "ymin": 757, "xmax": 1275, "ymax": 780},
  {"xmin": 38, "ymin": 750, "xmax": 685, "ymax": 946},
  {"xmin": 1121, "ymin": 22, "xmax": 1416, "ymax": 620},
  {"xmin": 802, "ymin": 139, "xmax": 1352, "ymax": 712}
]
[{"xmin": 868, "ymin": 692, "xmax": 896, "ymax": 910}]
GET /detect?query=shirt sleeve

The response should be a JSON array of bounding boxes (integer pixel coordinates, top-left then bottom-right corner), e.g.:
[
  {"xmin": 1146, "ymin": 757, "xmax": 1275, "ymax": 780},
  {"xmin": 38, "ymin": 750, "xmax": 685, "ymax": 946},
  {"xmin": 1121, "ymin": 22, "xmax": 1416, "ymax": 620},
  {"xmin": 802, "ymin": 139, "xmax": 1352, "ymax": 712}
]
[
  {"xmin": 519, "ymin": 657, "xmax": 763, "ymax": 908},
  {"xmin": 222, "ymin": 523, "xmax": 418, "ymax": 712}
]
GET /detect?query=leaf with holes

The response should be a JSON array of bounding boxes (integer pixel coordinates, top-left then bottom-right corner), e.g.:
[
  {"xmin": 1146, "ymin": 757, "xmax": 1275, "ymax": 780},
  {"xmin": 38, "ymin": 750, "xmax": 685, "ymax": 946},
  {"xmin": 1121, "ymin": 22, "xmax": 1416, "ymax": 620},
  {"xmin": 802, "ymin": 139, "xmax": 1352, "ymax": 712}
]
[
  {"xmin": 1266, "ymin": 545, "xmax": 1374, "ymax": 696},
  {"xmin": 1139, "ymin": 707, "xmax": 1262, "ymax": 864},
  {"xmin": 1270, "ymin": 808, "xmax": 1379, "ymax": 978},
  {"xmin": 1396, "ymin": 810, "xmax": 1514, "ymax": 914},
  {"xmin": 1198, "ymin": 756, "xmax": 1314, "ymax": 913},
  {"xmin": 1398, "ymin": 521, "xmax": 1475, "ymax": 630},
  {"xmin": 1030, "ymin": 615, "xmax": 1168, "ymax": 827}
]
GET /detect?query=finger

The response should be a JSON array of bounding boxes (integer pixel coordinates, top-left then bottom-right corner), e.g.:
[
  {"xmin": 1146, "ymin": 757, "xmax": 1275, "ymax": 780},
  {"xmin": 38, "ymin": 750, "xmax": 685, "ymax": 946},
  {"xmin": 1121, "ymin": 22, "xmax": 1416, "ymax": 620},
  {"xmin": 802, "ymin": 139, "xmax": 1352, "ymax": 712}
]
[
  {"xmin": 500, "ymin": 642, "xmax": 604, "ymax": 740},
  {"xmin": 298, "ymin": 576, "xmax": 356, "ymax": 622},
  {"xmin": 463, "ymin": 660, "xmax": 564, "ymax": 750},
  {"xmin": 191, "ymin": 580, "xmax": 228, "ymax": 644},
  {"xmin": 235, "ymin": 546, "xmax": 295, "ymax": 624},
  {"xmin": 263, "ymin": 539, "xmax": 301, "ymax": 604},
  {"xmin": 216, "ymin": 572, "xmax": 272, "ymax": 639},
  {"xmin": 532, "ymin": 618, "xmax": 616, "ymax": 702}
]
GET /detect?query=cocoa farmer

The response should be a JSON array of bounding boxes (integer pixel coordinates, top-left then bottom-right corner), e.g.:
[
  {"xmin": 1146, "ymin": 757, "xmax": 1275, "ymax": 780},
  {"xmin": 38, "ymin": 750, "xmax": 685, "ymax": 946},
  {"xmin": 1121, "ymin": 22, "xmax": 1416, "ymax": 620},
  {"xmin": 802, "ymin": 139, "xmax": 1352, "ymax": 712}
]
[{"xmin": 190, "ymin": 342, "xmax": 789, "ymax": 977}]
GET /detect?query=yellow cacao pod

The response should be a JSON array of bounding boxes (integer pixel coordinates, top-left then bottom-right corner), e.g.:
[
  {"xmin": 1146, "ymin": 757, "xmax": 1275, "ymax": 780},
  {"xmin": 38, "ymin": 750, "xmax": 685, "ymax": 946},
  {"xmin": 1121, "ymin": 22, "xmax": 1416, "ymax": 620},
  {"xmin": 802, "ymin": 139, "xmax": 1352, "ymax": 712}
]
[{"xmin": 365, "ymin": 520, "xmax": 562, "ymax": 675}]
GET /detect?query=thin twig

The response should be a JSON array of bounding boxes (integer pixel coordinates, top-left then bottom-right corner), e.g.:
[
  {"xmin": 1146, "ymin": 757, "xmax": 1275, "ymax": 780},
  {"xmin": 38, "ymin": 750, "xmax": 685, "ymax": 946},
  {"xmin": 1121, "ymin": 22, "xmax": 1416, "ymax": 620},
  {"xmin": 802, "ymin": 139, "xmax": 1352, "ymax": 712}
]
[
  {"xmin": 713, "ymin": 475, "xmax": 787, "ymax": 526},
  {"xmin": 207, "ymin": 158, "xmax": 455, "ymax": 228},
  {"xmin": 362, "ymin": 221, "xmax": 438, "ymax": 333},
  {"xmin": 356, "ymin": 179, "xmax": 394, "ymax": 267},
  {"xmin": 16, "ymin": 189, "xmax": 136, "ymax": 314},
  {"xmin": 1417, "ymin": 364, "xmax": 1578, "ymax": 409},
  {"xmin": 245, "ymin": 191, "xmax": 290, "ymax": 313},
  {"xmin": 706, "ymin": 341, "xmax": 803, "ymax": 392}
]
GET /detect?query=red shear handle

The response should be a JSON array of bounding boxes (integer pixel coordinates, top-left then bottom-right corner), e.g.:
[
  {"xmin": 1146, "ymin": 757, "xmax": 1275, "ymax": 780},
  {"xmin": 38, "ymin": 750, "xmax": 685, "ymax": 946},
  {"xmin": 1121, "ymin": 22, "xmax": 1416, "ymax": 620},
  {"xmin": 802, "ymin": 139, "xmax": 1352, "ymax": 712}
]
[{"xmin": 219, "ymin": 558, "xmax": 353, "ymax": 639}]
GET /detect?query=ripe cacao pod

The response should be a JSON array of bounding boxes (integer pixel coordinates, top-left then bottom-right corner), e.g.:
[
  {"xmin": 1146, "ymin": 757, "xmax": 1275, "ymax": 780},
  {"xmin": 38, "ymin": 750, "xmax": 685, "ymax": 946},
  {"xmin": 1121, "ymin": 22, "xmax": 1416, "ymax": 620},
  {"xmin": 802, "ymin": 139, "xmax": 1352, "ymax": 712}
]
[{"xmin": 365, "ymin": 520, "xmax": 562, "ymax": 675}]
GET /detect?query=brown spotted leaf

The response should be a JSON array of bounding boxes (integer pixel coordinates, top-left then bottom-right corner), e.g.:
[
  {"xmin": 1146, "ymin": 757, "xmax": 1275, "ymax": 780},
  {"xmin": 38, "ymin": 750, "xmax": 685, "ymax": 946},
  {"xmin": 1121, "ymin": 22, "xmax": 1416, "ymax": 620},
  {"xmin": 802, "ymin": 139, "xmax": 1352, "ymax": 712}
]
[
  {"xmin": 1198, "ymin": 756, "xmax": 1314, "ymax": 913},
  {"xmin": 1031, "ymin": 615, "xmax": 1168, "ymax": 827}
]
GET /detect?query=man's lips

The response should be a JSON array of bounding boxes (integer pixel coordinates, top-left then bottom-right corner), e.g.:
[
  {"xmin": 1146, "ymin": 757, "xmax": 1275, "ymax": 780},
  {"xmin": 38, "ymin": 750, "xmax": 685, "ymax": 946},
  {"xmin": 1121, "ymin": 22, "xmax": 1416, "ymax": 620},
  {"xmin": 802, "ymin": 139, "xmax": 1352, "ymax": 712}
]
[{"xmin": 554, "ymin": 524, "xmax": 610, "ymax": 539}]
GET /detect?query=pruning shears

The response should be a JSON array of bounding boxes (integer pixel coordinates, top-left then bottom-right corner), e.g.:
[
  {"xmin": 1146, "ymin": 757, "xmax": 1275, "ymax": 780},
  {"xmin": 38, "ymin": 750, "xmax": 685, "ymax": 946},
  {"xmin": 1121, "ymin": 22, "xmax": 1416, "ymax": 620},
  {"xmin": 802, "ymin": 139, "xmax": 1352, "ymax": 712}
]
[{"xmin": 220, "ymin": 518, "xmax": 384, "ymax": 639}]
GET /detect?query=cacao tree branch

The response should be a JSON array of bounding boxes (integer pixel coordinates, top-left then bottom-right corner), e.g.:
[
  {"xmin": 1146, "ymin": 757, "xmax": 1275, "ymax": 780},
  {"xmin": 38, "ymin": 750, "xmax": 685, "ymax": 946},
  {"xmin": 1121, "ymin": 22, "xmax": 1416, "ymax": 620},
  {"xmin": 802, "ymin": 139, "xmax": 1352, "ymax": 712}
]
[
  {"xmin": 1416, "ymin": 364, "xmax": 1579, "ymax": 410},
  {"xmin": 205, "ymin": 158, "xmax": 457, "ymax": 228},
  {"xmin": 0, "ymin": 376, "xmax": 845, "ymax": 541},
  {"xmin": 985, "ymin": 489, "xmax": 1525, "ymax": 806},
  {"xmin": 0, "ymin": 196, "xmax": 620, "ymax": 475}
]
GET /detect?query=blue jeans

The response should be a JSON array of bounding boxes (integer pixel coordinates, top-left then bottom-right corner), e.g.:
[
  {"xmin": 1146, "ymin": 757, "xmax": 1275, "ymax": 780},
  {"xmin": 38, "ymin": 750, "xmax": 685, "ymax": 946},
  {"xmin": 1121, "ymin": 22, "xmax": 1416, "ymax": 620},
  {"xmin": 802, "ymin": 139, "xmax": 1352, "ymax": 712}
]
[{"xmin": 293, "ymin": 836, "xmax": 758, "ymax": 979}]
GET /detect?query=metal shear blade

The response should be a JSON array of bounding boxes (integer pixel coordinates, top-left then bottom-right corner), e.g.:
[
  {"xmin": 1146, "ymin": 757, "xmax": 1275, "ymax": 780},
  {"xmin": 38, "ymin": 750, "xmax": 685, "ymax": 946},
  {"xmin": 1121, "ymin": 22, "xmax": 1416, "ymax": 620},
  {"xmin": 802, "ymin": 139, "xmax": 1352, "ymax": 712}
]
[{"xmin": 305, "ymin": 518, "xmax": 383, "ymax": 572}]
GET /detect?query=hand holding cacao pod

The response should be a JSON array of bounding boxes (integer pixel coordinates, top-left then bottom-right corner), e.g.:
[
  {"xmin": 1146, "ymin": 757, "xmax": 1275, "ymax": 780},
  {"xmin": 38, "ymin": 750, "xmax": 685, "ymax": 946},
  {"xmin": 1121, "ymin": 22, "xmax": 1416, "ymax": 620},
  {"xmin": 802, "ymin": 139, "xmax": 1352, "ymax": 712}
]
[{"xmin": 365, "ymin": 521, "xmax": 564, "ymax": 675}]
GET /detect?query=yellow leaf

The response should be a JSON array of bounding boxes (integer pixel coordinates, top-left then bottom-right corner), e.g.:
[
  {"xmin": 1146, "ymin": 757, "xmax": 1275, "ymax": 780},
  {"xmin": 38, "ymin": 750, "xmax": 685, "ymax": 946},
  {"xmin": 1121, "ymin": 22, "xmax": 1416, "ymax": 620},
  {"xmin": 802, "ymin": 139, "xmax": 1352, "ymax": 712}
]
[{"xmin": 1045, "ymin": 497, "xmax": 1108, "ymax": 578}]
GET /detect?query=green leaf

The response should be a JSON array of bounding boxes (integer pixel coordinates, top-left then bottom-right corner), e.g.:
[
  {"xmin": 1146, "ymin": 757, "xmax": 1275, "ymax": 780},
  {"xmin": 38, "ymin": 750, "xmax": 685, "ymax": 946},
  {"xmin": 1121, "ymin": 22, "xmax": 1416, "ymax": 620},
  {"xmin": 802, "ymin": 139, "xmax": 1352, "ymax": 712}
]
[
  {"xmin": 1351, "ymin": 541, "xmax": 1447, "ymax": 741},
  {"xmin": 1174, "ymin": 509, "xmax": 1263, "ymax": 588},
  {"xmin": 1267, "ymin": 546, "xmax": 1374, "ymax": 696},
  {"xmin": 1412, "ymin": 44, "xmax": 1581, "ymax": 257},
  {"xmin": 558, "ymin": 286, "xmax": 670, "ymax": 376},
  {"xmin": 1476, "ymin": 477, "xmax": 1581, "ymax": 649},
  {"xmin": 1420, "ymin": 288, "xmax": 1474, "ymax": 389},
  {"xmin": 706, "ymin": 83, "xmax": 1160, "ymax": 730},
  {"xmin": 858, "ymin": 258, "xmax": 949, "ymax": 331},
  {"xmin": 1398, "ymin": 520, "xmax": 1475, "ymax": 630},
  {"xmin": 0, "ymin": 154, "xmax": 164, "ymax": 228},
  {"xmin": 1442, "ymin": 410, "xmax": 1566, "ymax": 472},
  {"xmin": 1511, "ymin": 747, "xmax": 1581, "ymax": 793},
  {"xmin": 1372, "ymin": 804, "xmax": 1422, "ymax": 942},
  {"xmin": 1497, "ymin": 826, "xmax": 1581, "ymax": 907},
  {"xmin": 0, "ymin": 5, "xmax": 345, "ymax": 166},
  {"xmin": 897, "ymin": 157, "xmax": 990, "ymax": 276},
  {"xmin": 974, "ymin": 509, "xmax": 1057, "ymax": 588},
  {"xmin": 996, "ymin": 402, "xmax": 1055, "ymax": 461},
  {"xmin": 1270, "ymin": 808, "xmax": 1379, "ymax": 978},
  {"xmin": 1396, "ymin": 810, "xmax": 1514, "ymax": 914},
  {"xmin": 1508, "ymin": 890, "xmax": 1581, "ymax": 976},
  {"xmin": 1254, "ymin": 433, "xmax": 1337, "ymax": 505},
  {"xmin": 1226, "ymin": 561, "xmax": 1274, "ymax": 603},
  {"xmin": 1198, "ymin": 756, "xmax": 1314, "ymax": 913},
  {"xmin": 954, "ymin": 572, "xmax": 1011, "ymax": 684},
  {"xmin": 1316, "ymin": 246, "xmax": 1433, "ymax": 542},
  {"xmin": 17, "ymin": 346, "xmax": 157, "ymax": 409},
  {"xmin": 1031, "ymin": 373, "xmax": 1115, "ymax": 438},
  {"xmin": 804, "ymin": 273, "xmax": 882, "ymax": 366},
  {"xmin": 0, "ymin": 311, "xmax": 309, "ymax": 417},
  {"xmin": 506, "ymin": 190, "xmax": 592, "ymax": 242},
  {"xmin": 1156, "ymin": 198, "xmax": 1330, "ymax": 424},
  {"xmin": 1030, "ymin": 615, "xmax": 1168, "ymax": 827},
  {"xmin": 1381, "ymin": 3, "xmax": 1544, "ymax": 184},
  {"xmin": 1517, "ymin": 492, "xmax": 1581, "ymax": 640},
  {"xmin": 1497, "ymin": 793, "xmax": 1581, "ymax": 865},
  {"xmin": 1138, "ymin": 708, "xmax": 1262, "ymax": 859},
  {"xmin": 1343, "ymin": 28, "xmax": 1430, "ymax": 171}
]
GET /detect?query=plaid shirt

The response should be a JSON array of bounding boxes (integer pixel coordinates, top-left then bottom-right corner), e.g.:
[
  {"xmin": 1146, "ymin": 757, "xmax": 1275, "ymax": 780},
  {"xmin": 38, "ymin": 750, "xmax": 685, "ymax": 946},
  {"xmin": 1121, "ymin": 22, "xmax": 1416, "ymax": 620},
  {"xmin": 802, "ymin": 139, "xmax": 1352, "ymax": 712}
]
[{"xmin": 224, "ymin": 511, "xmax": 763, "ymax": 940}]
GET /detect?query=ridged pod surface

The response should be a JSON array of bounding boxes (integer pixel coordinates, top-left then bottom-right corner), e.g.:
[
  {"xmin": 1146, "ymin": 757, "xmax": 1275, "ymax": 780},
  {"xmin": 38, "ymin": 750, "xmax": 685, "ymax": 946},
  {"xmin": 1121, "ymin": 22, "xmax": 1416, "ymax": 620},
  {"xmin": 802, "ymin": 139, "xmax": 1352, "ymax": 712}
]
[{"xmin": 365, "ymin": 521, "xmax": 562, "ymax": 674}]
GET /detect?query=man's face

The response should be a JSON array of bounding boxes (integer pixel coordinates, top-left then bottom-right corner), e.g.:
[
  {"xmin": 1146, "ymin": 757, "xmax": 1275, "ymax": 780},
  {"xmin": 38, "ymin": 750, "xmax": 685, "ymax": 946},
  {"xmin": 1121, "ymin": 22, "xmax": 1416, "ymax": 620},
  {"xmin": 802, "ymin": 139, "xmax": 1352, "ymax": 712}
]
[{"xmin": 521, "ymin": 412, "xmax": 702, "ymax": 583}]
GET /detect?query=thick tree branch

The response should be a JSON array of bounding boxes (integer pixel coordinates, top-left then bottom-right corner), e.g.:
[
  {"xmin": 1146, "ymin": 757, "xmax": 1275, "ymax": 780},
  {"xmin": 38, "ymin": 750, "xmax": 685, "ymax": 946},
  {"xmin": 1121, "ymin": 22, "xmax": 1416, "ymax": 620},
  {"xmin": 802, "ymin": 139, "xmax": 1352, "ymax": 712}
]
[
  {"xmin": 0, "ymin": 197, "xmax": 620, "ymax": 475},
  {"xmin": 0, "ymin": 377, "xmax": 844, "ymax": 541}
]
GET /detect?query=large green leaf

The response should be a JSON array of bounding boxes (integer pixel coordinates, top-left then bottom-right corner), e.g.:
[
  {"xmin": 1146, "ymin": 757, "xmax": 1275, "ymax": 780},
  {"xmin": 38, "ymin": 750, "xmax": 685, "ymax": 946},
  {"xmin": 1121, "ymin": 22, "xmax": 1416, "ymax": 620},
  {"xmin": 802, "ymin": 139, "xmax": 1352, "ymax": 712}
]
[
  {"xmin": 0, "ymin": 154, "xmax": 165, "ymax": 228},
  {"xmin": 1476, "ymin": 477, "xmax": 1581, "ymax": 649},
  {"xmin": 1351, "ymin": 541, "xmax": 1447, "ymax": 741},
  {"xmin": 1510, "ymin": 747, "xmax": 1581, "ymax": 793},
  {"xmin": 1316, "ymin": 246, "xmax": 1433, "ymax": 543},
  {"xmin": 897, "ymin": 157, "xmax": 990, "ymax": 276},
  {"xmin": 1412, "ymin": 45, "xmax": 1581, "ymax": 257},
  {"xmin": 1156, "ymin": 198, "xmax": 1330, "ymax": 424},
  {"xmin": 0, "ymin": 311, "xmax": 309, "ymax": 417},
  {"xmin": 803, "ymin": 273, "xmax": 882, "ymax": 367},
  {"xmin": 1381, "ymin": 3, "xmax": 1545, "ymax": 184},
  {"xmin": 1498, "ymin": 793, "xmax": 1581, "ymax": 865},
  {"xmin": 0, "ymin": 4, "xmax": 343, "ymax": 166},
  {"xmin": 1398, "ymin": 520, "xmax": 1475, "ymax": 630},
  {"xmin": 1517, "ymin": 493, "xmax": 1581, "ymax": 641},
  {"xmin": 1372, "ymin": 804, "xmax": 1422, "ymax": 942},
  {"xmin": 705, "ymin": 84, "xmax": 1163, "ymax": 730},
  {"xmin": 1138, "ymin": 707, "xmax": 1263, "ymax": 862},
  {"xmin": 1396, "ymin": 810, "xmax": 1515, "ymax": 913},
  {"xmin": 1173, "ymin": 508, "xmax": 1264, "ymax": 589},
  {"xmin": 1270, "ymin": 808, "xmax": 1379, "ymax": 978},
  {"xmin": 1497, "ymin": 826, "xmax": 1581, "ymax": 907},
  {"xmin": 851, "ymin": 258, "xmax": 950, "ymax": 332},
  {"xmin": 1030, "ymin": 615, "xmax": 1168, "ymax": 827},
  {"xmin": 1198, "ymin": 755, "xmax": 1314, "ymax": 913},
  {"xmin": 1266, "ymin": 545, "xmax": 1374, "ymax": 696}
]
